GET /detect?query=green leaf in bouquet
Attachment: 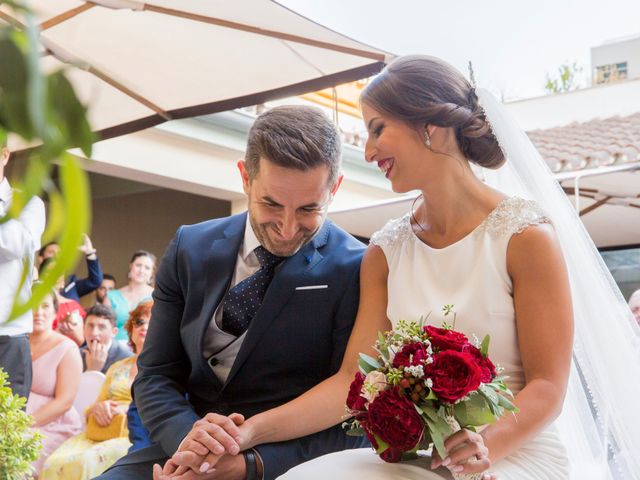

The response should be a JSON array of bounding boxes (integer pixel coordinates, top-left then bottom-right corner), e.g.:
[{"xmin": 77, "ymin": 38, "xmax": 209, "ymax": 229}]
[
  {"xmin": 372, "ymin": 435, "xmax": 390, "ymax": 455},
  {"xmin": 423, "ymin": 407, "xmax": 452, "ymax": 434},
  {"xmin": 345, "ymin": 427, "xmax": 365, "ymax": 436},
  {"xmin": 401, "ymin": 451, "xmax": 420, "ymax": 461},
  {"xmin": 376, "ymin": 331, "xmax": 390, "ymax": 361},
  {"xmin": 496, "ymin": 391, "xmax": 518, "ymax": 413},
  {"xmin": 480, "ymin": 335, "xmax": 490, "ymax": 358},
  {"xmin": 425, "ymin": 389, "xmax": 437, "ymax": 400},
  {"xmin": 424, "ymin": 416, "xmax": 448, "ymax": 459},
  {"xmin": 488, "ymin": 377, "xmax": 510, "ymax": 391},
  {"xmin": 358, "ymin": 353, "xmax": 381, "ymax": 374},
  {"xmin": 479, "ymin": 384, "xmax": 499, "ymax": 404},
  {"xmin": 454, "ymin": 392, "xmax": 497, "ymax": 426},
  {"xmin": 478, "ymin": 384, "xmax": 502, "ymax": 417}
]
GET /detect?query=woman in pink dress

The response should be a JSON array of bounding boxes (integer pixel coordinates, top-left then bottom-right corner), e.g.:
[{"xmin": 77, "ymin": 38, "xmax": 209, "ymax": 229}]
[{"xmin": 27, "ymin": 289, "xmax": 83, "ymax": 477}]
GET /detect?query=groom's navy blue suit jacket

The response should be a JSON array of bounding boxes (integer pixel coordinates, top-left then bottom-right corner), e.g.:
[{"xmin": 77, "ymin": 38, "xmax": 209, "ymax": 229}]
[{"xmin": 129, "ymin": 212, "xmax": 367, "ymax": 479}]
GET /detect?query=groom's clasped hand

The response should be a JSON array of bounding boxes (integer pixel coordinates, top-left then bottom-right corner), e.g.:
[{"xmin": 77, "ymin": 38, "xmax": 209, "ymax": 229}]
[{"xmin": 153, "ymin": 413, "xmax": 248, "ymax": 479}]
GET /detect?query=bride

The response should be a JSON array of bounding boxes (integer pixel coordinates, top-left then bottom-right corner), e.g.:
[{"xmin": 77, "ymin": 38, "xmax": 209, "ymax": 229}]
[
  {"xmin": 278, "ymin": 55, "xmax": 573, "ymax": 479},
  {"xmin": 163, "ymin": 56, "xmax": 640, "ymax": 480}
]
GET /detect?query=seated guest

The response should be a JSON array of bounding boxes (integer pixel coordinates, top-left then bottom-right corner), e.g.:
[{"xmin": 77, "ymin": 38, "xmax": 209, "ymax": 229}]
[
  {"xmin": 37, "ymin": 241, "xmax": 59, "ymax": 268},
  {"xmin": 41, "ymin": 300, "xmax": 154, "ymax": 480},
  {"xmin": 27, "ymin": 290, "xmax": 83, "ymax": 477},
  {"xmin": 38, "ymin": 234, "xmax": 104, "ymax": 302},
  {"xmin": 81, "ymin": 304, "xmax": 132, "ymax": 374},
  {"xmin": 106, "ymin": 250, "xmax": 155, "ymax": 342},
  {"xmin": 96, "ymin": 274, "xmax": 117, "ymax": 306}
]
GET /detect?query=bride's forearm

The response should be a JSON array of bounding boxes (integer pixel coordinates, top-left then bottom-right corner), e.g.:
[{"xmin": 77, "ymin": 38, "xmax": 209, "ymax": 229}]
[
  {"xmin": 480, "ymin": 378, "xmax": 564, "ymax": 464},
  {"xmin": 241, "ymin": 370, "xmax": 352, "ymax": 449}
]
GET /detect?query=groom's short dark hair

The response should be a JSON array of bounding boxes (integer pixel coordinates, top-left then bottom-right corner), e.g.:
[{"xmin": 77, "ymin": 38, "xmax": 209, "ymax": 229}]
[{"xmin": 244, "ymin": 105, "xmax": 341, "ymax": 186}]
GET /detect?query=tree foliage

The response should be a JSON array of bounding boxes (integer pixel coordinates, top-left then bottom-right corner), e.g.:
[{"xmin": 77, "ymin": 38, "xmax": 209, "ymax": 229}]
[{"xmin": 544, "ymin": 62, "xmax": 583, "ymax": 93}]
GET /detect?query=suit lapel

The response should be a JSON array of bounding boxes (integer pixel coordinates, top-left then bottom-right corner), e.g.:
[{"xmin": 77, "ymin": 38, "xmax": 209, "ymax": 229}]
[
  {"xmin": 198, "ymin": 214, "xmax": 246, "ymax": 387},
  {"xmin": 223, "ymin": 222, "xmax": 331, "ymax": 388}
]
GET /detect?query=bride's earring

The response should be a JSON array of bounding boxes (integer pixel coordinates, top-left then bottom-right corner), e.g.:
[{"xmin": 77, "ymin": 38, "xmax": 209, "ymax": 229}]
[{"xmin": 424, "ymin": 131, "xmax": 431, "ymax": 147}]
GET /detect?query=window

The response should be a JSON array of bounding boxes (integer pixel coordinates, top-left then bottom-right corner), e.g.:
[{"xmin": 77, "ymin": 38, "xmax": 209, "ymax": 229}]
[{"xmin": 595, "ymin": 62, "xmax": 628, "ymax": 84}]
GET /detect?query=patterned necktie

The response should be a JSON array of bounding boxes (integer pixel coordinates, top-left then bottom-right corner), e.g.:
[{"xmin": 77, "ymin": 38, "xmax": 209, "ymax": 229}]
[{"xmin": 221, "ymin": 246, "xmax": 285, "ymax": 336}]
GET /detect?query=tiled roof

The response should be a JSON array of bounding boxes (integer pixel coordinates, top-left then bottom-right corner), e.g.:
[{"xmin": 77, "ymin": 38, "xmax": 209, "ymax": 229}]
[{"xmin": 527, "ymin": 113, "xmax": 640, "ymax": 172}]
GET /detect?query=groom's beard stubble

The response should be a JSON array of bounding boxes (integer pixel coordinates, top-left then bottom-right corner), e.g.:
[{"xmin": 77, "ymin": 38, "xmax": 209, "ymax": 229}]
[{"xmin": 249, "ymin": 213, "xmax": 322, "ymax": 258}]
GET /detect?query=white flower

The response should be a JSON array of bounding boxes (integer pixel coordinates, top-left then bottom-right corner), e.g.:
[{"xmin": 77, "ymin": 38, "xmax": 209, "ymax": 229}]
[
  {"xmin": 387, "ymin": 346, "xmax": 398, "ymax": 364},
  {"xmin": 405, "ymin": 365, "xmax": 425, "ymax": 378},
  {"xmin": 425, "ymin": 378, "xmax": 433, "ymax": 388},
  {"xmin": 361, "ymin": 371, "xmax": 388, "ymax": 403},
  {"xmin": 424, "ymin": 340, "xmax": 433, "ymax": 355}
]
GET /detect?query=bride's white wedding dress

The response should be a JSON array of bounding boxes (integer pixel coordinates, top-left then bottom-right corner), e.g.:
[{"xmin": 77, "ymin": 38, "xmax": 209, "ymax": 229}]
[{"xmin": 279, "ymin": 197, "xmax": 570, "ymax": 480}]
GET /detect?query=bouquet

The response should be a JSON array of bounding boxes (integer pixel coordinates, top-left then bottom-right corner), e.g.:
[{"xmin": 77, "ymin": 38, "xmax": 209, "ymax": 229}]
[{"xmin": 344, "ymin": 306, "xmax": 518, "ymax": 480}]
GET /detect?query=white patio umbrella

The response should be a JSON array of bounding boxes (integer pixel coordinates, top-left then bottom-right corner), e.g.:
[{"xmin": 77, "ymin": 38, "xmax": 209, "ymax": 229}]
[{"xmin": 0, "ymin": 0, "xmax": 391, "ymax": 142}]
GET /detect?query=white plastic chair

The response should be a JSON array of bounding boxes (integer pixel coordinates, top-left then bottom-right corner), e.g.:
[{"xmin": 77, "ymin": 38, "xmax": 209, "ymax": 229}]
[{"xmin": 73, "ymin": 370, "xmax": 106, "ymax": 425}]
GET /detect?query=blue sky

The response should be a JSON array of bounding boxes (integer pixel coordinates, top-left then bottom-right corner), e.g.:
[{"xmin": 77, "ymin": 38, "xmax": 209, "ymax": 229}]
[{"xmin": 280, "ymin": 0, "xmax": 640, "ymax": 100}]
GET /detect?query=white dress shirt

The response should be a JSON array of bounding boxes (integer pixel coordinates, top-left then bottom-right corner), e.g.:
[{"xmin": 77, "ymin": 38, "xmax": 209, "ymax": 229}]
[
  {"xmin": 0, "ymin": 178, "xmax": 46, "ymax": 335},
  {"xmin": 202, "ymin": 215, "xmax": 262, "ymax": 382}
]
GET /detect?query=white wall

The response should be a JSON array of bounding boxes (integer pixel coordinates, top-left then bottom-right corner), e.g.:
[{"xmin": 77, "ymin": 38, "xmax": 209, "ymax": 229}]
[
  {"xmin": 505, "ymin": 78, "xmax": 640, "ymax": 130},
  {"xmin": 591, "ymin": 35, "xmax": 640, "ymax": 82}
]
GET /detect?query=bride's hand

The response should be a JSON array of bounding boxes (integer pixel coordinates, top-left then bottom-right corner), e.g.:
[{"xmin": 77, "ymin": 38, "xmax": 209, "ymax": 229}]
[
  {"xmin": 171, "ymin": 413, "xmax": 245, "ymax": 473},
  {"xmin": 430, "ymin": 429, "xmax": 496, "ymax": 479}
]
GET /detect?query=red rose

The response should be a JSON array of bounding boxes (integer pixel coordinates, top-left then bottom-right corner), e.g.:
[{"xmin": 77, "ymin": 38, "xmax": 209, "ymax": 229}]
[
  {"xmin": 380, "ymin": 448, "xmax": 403, "ymax": 463},
  {"xmin": 346, "ymin": 372, "xmax": 367, "ymax": 411},
  {"xmin": 424, "ymin": 325, "xmax": 469, "ymax": 352},
  {"xmin": 364, "ymin": 428, "xmax": 402, "ymax": 463},
  {"xmin": 366, "ymin": 387, "xmax": 424, "ymax": 455},
  {"xmin": 462, "ymin": 343, "xmax": 496, "ymax": 383},
  {"xmin": 426, "ymin": 350, "xmax": 483, "ymax": 403},
  {"xmin": 424, "ymin": 325, "xmax": 468, "ymax": 352},
  {"xmin": 392, "ymin": 341, "xmax": 429, "ymax": 368}
]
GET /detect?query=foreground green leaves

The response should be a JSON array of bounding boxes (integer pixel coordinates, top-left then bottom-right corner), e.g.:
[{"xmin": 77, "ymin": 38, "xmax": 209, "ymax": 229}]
[
  {"xmin": 0, "ymin": 5, "xmax": 94, "ymax": 322},
  {"xmin": 0, "ymin": 368, "xmax": 42, "ymax": 479}
]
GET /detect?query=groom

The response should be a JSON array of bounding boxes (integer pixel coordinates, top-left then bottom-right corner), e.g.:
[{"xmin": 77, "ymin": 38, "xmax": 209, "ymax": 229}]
[{"xmin": 96, "ymin": 105, "xmax": 367, "ymax": 480}]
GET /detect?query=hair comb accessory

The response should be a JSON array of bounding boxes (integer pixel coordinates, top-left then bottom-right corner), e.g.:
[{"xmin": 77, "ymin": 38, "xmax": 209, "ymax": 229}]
[{"xmin": 467, "ymin": 60, "xmax": 477, "ymax": 88}]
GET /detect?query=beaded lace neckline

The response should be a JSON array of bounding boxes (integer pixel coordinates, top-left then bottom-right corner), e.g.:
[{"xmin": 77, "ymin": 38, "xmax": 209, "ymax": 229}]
[
  {"xmin": 408, "ymin": 197, "xmax": 511, "ymax": 251},
  {"xmin": 370, "ymin": 197, "xmax": 550, "ymax": 251}
]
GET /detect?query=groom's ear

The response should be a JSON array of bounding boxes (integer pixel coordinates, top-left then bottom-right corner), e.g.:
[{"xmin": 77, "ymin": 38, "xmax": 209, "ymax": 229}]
[
  {"xmin": 237, "ymin": 160, "xmax": 251, "ymax": 194},
  {"xmin": 329, "ymin": 174, "xmax": 344, "ymax": 197}
]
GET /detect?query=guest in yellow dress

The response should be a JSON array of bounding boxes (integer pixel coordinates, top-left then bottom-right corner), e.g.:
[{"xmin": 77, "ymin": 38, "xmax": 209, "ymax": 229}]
[{"xmin": 41, "ymin": 300, "xmax": 153, "ymax": 480}]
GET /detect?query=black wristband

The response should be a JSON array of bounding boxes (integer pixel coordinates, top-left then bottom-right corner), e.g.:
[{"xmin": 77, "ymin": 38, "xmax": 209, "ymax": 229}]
[{"xmin": 243, "ymin": 449, "xmax": 258, "ymax": 480}]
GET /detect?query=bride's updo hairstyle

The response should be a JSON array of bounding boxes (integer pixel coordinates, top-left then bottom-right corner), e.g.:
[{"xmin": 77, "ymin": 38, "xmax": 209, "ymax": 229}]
[{"xmin": 361, "ymin": 55, "xmax": 505, "ymax": 169}]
